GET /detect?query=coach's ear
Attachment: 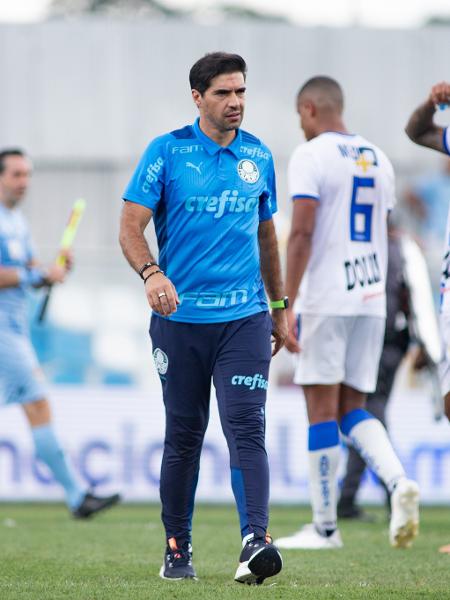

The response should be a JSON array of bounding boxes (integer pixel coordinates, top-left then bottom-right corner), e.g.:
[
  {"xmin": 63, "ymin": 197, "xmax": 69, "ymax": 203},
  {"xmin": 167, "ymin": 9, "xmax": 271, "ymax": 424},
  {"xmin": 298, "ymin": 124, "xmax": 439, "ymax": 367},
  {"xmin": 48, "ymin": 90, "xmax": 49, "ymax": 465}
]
[{"xmin": 192, "ymin": 89, "xmax": 201, "ymax": 108}]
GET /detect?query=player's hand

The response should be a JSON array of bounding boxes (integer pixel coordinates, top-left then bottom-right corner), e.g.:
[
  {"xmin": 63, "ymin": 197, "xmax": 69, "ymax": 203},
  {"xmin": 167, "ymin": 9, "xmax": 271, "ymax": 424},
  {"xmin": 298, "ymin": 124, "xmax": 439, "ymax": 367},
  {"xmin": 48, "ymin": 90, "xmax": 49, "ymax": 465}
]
[
  {"xmin": 429, "ymin": 82, "xmax": 450, "ymax": 108},
  {"xmin": 145, "ymin": 271, "xmax": 180, "ymax": 316},
  {"xmin": 271, "ymin": 309, "xmax": 288, "ymax": 356},
  {"xmin": 285, "ymin": 308, "xmax": 301, "ymax": 354},
  {"xmin": 44, "ymin": 264, "xmax": 67, "ymax": 285}
]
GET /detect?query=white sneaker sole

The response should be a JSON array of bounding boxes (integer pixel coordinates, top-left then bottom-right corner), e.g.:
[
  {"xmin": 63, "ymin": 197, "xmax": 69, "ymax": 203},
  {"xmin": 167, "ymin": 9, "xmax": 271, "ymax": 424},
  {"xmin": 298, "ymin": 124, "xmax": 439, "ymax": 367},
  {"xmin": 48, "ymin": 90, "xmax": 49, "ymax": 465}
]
[
  {"xmin": 234, "ymin": 545, "xmax": 283, "ymax": 585},
  {"xmin": 390, "ymin": 482, "xmax": 420, "ymax": 549}
]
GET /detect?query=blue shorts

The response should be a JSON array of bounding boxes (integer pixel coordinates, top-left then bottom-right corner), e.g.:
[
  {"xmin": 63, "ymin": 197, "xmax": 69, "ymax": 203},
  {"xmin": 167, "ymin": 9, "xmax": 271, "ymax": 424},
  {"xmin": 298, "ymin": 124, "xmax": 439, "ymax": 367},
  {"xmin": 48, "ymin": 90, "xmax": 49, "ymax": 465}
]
[{"xmin": 0, "ymin": 320, "xmax": 47, "ymax": 406}]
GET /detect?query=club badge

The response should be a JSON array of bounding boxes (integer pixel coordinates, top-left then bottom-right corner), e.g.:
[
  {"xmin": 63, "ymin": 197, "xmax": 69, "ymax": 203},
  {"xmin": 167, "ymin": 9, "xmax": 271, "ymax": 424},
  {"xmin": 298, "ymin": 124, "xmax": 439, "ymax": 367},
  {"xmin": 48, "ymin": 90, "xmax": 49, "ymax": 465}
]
[
  {"xmin": 237, "ymin": 159, "xmax": 259, "ymax": 184},
  {"xmin": 153, "ymin": 348, "xmax": 169, "ymax": 375}
]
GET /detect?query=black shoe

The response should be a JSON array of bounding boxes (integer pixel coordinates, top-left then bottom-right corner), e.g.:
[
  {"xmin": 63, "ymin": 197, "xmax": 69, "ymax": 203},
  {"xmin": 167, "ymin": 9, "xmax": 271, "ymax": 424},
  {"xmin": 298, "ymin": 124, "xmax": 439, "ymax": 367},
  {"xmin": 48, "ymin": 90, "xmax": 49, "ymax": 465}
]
[
  {"xmin": 159, "ymin": 538, "xmax": 197, "ymax": 580},
  {"xmin": 337, "ymin": 503, "xmax": 376, "ymax": 523},
  {"xmin": 72, "ymin": 492, "xmax": 121, "ymax": 519},
  {"xmin": 234, "ymin": 533, "xmax": 283, "ymax": 585}
]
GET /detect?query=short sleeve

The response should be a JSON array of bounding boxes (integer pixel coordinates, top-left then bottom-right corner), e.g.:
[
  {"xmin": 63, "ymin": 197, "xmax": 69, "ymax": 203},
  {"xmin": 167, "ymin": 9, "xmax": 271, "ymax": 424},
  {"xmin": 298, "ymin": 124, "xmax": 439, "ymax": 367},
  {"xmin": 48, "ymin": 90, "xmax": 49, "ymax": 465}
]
[
  {"xmin": 259, "ymin": 157, "xmax": 277, "ymax": 222},
  {"xmin": 444, "ymin": 127, "xmax": 450, "ymax": 156},
  {"xmin": 288, "ymin": 144, "xmax": 321, "ymax": 201},
  {"xmin": 122, "ymin": 136, "xmax": 168, "ymax": 211}
]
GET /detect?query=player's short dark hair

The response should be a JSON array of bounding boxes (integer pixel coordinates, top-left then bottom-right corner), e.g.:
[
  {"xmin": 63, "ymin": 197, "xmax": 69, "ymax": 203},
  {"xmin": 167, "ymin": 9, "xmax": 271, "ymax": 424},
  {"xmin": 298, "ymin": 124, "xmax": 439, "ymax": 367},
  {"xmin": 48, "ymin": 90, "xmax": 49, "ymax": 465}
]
[
  {"xmin": 297, "ymin": 76, "xmax": 344, "ymax": 112},
  {"xmin": 189, "ymin": 52, "xmax": 247, "ymax": 95},
  {"xmin": 0, "ymin": 148, "xmax": 26, "ymax": 174}
]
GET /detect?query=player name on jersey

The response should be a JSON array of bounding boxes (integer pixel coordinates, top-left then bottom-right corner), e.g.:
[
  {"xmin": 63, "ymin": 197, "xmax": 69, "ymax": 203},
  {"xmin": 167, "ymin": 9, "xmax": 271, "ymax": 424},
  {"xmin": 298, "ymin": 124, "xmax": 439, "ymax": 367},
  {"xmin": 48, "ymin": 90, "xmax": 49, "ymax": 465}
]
[{"xmin": 345, "ymin": 252, "xmax": 381, "ymax": 291}]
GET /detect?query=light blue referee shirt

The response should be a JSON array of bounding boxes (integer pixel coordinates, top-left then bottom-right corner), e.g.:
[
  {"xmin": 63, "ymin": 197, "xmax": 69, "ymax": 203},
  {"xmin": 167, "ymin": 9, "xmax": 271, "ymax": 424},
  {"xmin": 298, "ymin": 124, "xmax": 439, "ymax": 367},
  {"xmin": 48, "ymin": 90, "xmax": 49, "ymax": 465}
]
[
  {"xmin": 123, "ymin": 118, "xmax": 277, "ymax": 323},
  {"xmin": 0, "ymin": 203, "xmax": 34, "ymax": 331}
]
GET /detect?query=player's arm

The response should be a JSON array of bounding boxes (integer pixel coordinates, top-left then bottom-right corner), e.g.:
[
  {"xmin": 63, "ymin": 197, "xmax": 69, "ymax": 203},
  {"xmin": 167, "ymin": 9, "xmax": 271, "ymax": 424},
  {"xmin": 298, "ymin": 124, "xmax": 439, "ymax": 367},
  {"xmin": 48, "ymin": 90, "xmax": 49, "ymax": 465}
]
[
  {"xmin": 0, "ymin": 267, "xmax": 22, "ymax": 289},
  {"xmin": 405, "ymin": 82, "xmax": 450, "ymax": 153},
  {"xmin": 0, "ymin": 263, "xmax": 66, "ymax": 289},
  {"xmin": 285, "ymin": 199, "xmax": 317, "ymax": 353},
  {"xmin": 119, "ymin": 201, "xmax": 179, "ymax": 316},
  {"xmin": 258, "ymin": 219, "xmax": 287, "ymax": 356}
]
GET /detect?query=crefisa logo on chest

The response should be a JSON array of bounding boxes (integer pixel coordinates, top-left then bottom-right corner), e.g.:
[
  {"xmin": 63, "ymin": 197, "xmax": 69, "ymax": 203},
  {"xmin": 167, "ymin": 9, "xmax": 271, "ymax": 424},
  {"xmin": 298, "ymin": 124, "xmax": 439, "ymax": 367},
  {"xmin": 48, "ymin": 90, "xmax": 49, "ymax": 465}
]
[{"xmin": 237, "ymin": 159, "xmax": 259, "ymax": 184}]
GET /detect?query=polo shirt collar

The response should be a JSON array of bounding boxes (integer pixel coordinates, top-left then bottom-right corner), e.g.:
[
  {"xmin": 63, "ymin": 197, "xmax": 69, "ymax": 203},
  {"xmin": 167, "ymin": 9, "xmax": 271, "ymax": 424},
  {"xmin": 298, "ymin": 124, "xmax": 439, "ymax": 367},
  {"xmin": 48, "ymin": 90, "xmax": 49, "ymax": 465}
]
[{"xmin": 193, "ymin": 118, "xmax": 241, "ymax": 158}]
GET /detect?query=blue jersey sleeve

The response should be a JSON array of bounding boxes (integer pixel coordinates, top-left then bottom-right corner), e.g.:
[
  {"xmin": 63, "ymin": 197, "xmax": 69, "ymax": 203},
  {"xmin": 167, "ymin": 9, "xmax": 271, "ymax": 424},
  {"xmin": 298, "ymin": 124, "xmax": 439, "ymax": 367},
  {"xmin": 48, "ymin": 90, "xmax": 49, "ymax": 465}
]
[
  {"xmin": 258, "ymin": 158, "xmax": 277, "ymax": 222},
  {"xmin": 123, "ymin": 135, "xmax": 169, "ymax": 211}
]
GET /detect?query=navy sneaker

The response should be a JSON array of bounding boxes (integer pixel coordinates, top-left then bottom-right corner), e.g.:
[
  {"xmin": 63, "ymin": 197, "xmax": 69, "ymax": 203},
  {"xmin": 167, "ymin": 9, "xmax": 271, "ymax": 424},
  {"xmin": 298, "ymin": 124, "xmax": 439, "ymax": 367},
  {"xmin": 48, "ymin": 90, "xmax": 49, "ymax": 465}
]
[
  {"xmin": 159, "ymin": 537, "xmax": 197, "ymax": 580},
  {"xmin": 72, "ymin": 492, "xmax": 121, "ymax": 519},
  {"xmin": 234, "ymin": 533, "xmax": 282, "ymax": 585}
]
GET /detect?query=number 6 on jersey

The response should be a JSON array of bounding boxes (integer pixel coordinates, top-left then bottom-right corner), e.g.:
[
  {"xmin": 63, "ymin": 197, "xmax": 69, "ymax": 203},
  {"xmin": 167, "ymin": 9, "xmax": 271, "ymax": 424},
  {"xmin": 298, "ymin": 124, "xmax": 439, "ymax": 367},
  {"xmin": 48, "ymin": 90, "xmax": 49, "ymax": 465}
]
[{"xmin": 350, "ymin": 176, "xmax": 375, "ymax": 243}]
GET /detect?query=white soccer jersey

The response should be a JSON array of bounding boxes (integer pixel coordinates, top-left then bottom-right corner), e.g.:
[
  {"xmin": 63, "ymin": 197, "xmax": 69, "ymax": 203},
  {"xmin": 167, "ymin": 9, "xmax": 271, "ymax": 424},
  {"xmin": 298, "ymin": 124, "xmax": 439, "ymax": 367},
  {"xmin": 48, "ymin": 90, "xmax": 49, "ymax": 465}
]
[
  {"xmin": 440, "ymin": 127, "xmax": 450, "ymax": 315},
  {"xmin": 289, "ymin": 131, "xmax": 396, "ymax": 317}
]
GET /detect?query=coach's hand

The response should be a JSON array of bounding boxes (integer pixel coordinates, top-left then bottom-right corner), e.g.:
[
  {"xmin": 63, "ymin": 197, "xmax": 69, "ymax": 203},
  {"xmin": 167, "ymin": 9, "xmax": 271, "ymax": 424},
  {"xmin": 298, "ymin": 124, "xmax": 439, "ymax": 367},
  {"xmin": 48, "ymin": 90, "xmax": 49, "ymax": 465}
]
[
  {"xmin": 284, "ymin": 308, "xmax": 300, "ymax": 354},
  {"xmin": 145, "ymin": 271, "xmax": 179, "ymax": 316},
  {"xmin": 271, "ymin": 309, "xmax": 288, "ymax": 356}
]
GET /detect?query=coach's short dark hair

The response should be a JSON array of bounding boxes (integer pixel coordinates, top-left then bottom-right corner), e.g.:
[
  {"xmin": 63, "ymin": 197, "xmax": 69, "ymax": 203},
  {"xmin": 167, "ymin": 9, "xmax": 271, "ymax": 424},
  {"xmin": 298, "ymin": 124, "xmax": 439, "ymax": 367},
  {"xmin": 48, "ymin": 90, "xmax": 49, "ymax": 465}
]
[
  {"xmin": 0, "ymin": 148, "xmax": 26, "ymax": 174},
  {"xmin": 297, "ymin": 76, "xmax": 344, "ymax": 112},
  {"xmin": 189, "ymin": 52, "xmax": 247, "ymax": 95}
]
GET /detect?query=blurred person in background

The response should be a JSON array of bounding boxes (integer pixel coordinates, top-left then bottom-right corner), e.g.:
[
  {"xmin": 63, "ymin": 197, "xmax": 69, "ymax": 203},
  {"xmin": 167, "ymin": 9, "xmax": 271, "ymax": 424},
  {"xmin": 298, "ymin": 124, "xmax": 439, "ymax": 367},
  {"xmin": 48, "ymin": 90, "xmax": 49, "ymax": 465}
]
[
  {"xmin": 404, "ymin": 158, "xmax": 450, "ymax": 242},
  {"xmin": 405, "ymin": 81, "xmax": 450, "ymax": 421},
  {"xmin": 276, "ymin": 76, "xmax": 419, "ymax": 551},
  {"xmin": 403, "ymin": 157, "xmax": 450, "ymax": 295},
  {"xmin": 119, "ymin": 52, "xmax": 286, "ymax": 584},
  {"xmin": 405, "ymin": 80, "xmax": 450, "ymax": 555},
  {"xmin": 0, "ymin": 148, "xmax": 120, "ymax": 518},
  {"xmin": 338, "ymin": 219, "xmax": 430, "ymax": 521}
]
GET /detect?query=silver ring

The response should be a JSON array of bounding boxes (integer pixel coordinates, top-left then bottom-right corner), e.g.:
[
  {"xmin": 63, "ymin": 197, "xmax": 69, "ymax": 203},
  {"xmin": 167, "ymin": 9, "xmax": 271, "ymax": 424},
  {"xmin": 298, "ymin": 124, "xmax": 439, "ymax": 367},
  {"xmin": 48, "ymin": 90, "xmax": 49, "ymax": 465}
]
[{"xmin": 158, "ymin": 292, "xmax": 167, "ymax": 298}]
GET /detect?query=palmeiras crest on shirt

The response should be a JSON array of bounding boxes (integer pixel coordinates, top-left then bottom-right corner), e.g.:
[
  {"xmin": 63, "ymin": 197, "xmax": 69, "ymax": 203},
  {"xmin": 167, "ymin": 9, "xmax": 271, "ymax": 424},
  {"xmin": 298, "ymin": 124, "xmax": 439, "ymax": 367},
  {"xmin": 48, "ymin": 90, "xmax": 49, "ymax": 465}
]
[
  {"xmin": 237, "ymin": 159, "xmax": 259, "ymax": 184},
  {"xmin": 153, "ymin": 348, "xmax": 169, "ymax": 375}
]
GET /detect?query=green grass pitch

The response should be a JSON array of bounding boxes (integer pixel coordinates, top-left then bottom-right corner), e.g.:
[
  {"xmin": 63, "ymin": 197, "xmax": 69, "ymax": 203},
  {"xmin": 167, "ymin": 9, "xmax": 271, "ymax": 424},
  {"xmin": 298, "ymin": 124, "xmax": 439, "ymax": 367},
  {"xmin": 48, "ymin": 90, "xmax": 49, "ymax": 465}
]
[{"xmin": 1, "ymin": 503, "xmax": 450, "ymax": 599}]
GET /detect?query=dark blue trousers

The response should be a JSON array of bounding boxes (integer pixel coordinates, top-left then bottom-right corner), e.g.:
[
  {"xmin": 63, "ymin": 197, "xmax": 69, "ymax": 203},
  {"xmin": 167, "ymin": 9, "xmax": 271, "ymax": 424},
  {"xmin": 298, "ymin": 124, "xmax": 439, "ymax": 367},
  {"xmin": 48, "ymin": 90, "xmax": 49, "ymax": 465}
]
[{"xmin": 150, "ymin": 311, "xmax": 272, "ymax": 544}]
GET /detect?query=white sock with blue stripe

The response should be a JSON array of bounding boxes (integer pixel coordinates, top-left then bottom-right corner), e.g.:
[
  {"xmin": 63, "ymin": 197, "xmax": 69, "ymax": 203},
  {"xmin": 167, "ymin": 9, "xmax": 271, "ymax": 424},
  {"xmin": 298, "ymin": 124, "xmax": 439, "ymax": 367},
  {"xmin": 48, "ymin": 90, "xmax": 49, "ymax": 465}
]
[
  {"xmin": 32, "ymin": 424, "xmax": 86, "ymax": 510},
  {"xmin": 340, "ymin": 409, "xmax": 405, "ymax": 493},
  {"xmin": 308, "ymin": 421, "xmax": 340, "ymax": 535}
]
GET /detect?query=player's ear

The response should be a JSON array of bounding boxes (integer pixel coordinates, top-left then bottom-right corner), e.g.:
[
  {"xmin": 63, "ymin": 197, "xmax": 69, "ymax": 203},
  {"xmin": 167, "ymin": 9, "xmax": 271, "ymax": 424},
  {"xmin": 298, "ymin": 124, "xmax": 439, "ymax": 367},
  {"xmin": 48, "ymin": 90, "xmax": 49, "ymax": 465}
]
[{"xmin": 307, "ymin": 101, "xmax": 316, "ymax": 118}]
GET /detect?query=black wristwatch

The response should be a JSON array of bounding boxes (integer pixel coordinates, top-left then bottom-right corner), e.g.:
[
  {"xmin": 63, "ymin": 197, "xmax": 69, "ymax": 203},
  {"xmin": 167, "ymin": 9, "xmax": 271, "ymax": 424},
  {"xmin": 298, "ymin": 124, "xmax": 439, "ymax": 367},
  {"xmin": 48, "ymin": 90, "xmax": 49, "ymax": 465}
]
[{"xmin": 269, "ymin": 297, "xmax": 289, "ymax": 309}]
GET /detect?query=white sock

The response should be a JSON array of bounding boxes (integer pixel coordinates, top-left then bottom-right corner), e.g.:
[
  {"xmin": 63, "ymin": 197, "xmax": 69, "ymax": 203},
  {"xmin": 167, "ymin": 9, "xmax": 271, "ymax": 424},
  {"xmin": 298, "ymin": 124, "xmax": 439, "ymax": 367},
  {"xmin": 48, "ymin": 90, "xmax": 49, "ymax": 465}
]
[
  {"xmin": 341, "ymin": 409, "xmax": 405, "ymax": 493},
  {"xmin": 308, "ymin": 421, "xmax": 340, "ymax": 534}
]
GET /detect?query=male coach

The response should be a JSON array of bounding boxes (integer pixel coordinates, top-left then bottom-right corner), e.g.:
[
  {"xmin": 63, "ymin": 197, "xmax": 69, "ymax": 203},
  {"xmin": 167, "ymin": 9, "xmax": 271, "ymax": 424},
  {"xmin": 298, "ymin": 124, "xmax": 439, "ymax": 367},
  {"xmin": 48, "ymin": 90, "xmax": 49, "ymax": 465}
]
[
  {"xmin": 119, "ymin": 52, "xmax": 287, "ymax": 584},
  {"xmin": 0, "ymin": 148, "xmax": 120, "ymax": 517},
  {"xmin": 275, "ymin": 77, "xmax": 419, "ymax": 551}
]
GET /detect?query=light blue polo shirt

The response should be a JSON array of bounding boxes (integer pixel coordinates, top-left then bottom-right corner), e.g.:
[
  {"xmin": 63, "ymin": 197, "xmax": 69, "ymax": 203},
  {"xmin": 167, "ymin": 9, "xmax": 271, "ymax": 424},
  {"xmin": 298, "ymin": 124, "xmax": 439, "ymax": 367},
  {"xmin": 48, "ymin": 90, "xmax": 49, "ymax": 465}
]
[{"xmin": 123, "ymin": 119, "xmax": 277, "ymax": 323}]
